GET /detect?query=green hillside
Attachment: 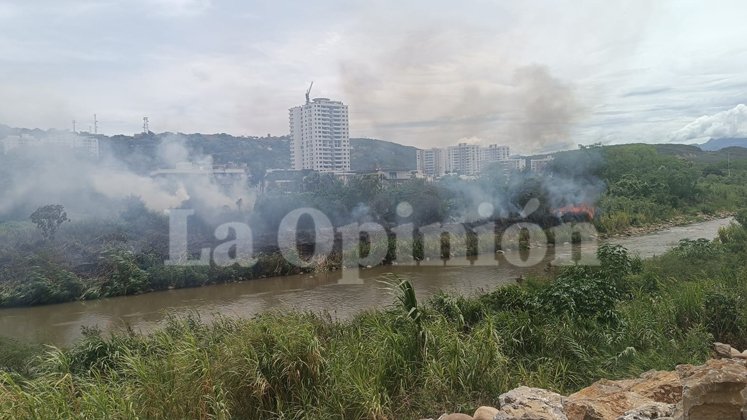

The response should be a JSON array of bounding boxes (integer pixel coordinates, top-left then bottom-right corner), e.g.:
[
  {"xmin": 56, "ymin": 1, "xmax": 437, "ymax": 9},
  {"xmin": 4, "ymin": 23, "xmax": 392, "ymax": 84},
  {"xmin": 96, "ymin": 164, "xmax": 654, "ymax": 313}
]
[{"xmin": 350, "ymin": 138, "xmax": 418, "ymax": 171}]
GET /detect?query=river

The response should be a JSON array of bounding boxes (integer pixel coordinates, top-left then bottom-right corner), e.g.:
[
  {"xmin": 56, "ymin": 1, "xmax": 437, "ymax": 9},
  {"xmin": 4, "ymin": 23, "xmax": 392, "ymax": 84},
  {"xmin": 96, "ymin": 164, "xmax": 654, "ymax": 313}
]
[{"xmin": 0, "ymin": 217, "xmax": 734, "ymax": 346}]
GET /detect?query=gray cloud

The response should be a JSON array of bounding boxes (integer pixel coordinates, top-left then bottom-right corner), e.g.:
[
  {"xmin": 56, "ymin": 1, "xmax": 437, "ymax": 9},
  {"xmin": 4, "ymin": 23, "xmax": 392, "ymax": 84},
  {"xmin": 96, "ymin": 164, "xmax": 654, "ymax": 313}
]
[{"xmin": 1, "ymin": 0, "xmax": 747, "ymax": 150}]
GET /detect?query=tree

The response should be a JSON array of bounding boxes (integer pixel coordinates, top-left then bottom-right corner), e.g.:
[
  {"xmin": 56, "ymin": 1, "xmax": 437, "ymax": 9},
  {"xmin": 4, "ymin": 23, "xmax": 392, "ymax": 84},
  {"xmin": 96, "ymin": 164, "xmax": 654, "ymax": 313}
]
[{"xmin": 30, "ymin": 204, "xmax": 70, "ymax": 241}]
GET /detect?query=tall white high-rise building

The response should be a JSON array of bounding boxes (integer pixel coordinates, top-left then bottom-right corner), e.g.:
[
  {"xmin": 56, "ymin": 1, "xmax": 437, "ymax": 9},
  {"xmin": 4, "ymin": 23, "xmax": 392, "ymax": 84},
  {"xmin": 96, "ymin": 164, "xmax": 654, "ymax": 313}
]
[{"xmin": 289, "ymin": 96, "xmax": 350, "ymax": 172}]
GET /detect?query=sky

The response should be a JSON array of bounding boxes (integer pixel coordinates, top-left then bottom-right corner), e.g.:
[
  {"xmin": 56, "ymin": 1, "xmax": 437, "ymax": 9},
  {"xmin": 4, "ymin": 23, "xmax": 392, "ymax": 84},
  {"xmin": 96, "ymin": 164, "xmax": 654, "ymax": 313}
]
[{"xmin": 1, "ymin": 0, "xmax": 747, "ymax": 152}]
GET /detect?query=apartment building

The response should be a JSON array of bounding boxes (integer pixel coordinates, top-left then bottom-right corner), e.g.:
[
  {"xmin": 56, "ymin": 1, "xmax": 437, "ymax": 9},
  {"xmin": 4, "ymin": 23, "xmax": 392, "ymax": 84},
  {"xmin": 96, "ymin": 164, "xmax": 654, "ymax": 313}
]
[{"xmin": 289, "ymin": 97, "xmax": 350, "ymax": 172}]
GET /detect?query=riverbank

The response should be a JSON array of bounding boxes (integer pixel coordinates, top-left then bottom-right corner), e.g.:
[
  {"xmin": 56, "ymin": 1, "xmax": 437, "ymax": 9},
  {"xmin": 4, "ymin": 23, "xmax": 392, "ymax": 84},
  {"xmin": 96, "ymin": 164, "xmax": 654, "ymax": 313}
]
[
  {"xmin": 602, "ymin": 210, "xmax": 735, "ymax": 239},
  {"xmin": 0, "ymin": 220, "xmax": 744, "ymax": 418},
  {"xmin": 0, "ymin": 216, "xmax": 735, "ymax": 346},
  {"xmin": 0, "ymin": 212, "xmax": 733, "ymax": 313}
]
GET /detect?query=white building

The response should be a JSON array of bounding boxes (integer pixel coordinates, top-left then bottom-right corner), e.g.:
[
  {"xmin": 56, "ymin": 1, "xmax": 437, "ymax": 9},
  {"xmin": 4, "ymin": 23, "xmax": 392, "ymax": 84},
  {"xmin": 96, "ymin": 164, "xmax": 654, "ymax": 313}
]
[
  {"xmin": 530, "ymin": 156, "xmax": 554, "ymax": 172},
  {"xmin": 446, "ymin": 143, "xmax": 482, "ymax": 175},
  {"xmin": 498, "ymin": 158, "xmax": 527, "ymax": 173},
  {"xmin": 150, "ymin": 162, "xmax": 248, "ymax": 186},
  {"xmin": 416, "ymin": 147, "xmax": 447, "ymax": 178},
  {"xmin": 289, "ymin": 97, "xmax": 350, "ymax": 172},
  {"xmin": 416, "ymin": 142, "xmax": 511, "ymax": 177},
  {"xmin": 480, "ymin": 144, "xmax": 510, "ymax": 164},
  {"xmin": 1, "ymin": 133, "xmax": 99, "ymax": 158}
]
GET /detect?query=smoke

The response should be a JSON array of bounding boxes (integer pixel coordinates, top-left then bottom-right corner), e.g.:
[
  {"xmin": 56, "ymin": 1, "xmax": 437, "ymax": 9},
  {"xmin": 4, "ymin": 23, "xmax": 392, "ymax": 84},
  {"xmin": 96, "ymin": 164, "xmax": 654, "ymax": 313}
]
[
  {"xmin": 0, "ymin": 132, "xmax": 256, "ymax": 220},
  {"xmin": 438, "ymin": 147, "xmax": 606, "ymax": 224},
  {"xmin": 338, "ymin": 25, "xmax": 583, "ymax": 153},
  {"xmin": 671, "ymin": 104, "xmax": 747, "ymax": 143},
  {"xmin": 510, "ymin": 65, "xmax": 581, "ymax": 151}
]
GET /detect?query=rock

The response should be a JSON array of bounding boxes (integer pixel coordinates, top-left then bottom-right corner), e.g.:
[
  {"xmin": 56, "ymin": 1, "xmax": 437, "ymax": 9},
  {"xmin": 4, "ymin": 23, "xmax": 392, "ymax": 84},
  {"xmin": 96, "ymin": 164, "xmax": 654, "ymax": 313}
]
[
  {"xmin": 675, "ymin": 358, "xmax": 747, "ymax": 420},
  {"xmin": 713, "ymin": 342, "xmax": 735, "ymax": 359},
  {"xmin": 495, "ymin": 386, "xmax": 567, "ymax": 420},
  {"xmin": 616, "ymin": 402, "xmax": 675, "ymax": 419},
  {"xmin": 437, "ymin": 414, "xmax": 472, "ymax": 420},
  {"xmin": 629, "ymin": 371, "xmax": 682, "ymax": 404},
  {"xmin": 472, "ymin": 406, "xmax": 499, "ymax": 420},
  {"xmin": 564, "ymin": 370, "xmax": 681, "ymax": 420}
]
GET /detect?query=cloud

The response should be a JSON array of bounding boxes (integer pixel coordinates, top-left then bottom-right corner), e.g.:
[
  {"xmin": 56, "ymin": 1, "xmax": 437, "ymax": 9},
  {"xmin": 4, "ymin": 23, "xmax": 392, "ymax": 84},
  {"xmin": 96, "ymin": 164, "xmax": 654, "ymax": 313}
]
[
  {"xmin": 145, "ymin": 0, "xmax": 212, "ymax": 17},
  {"xmin": 670, "ymin": 104, "xmax": 747, "ymax": 142},
  {"xmin": 1, "ymin": 0, "xmax": 747, "ymax": 150}
]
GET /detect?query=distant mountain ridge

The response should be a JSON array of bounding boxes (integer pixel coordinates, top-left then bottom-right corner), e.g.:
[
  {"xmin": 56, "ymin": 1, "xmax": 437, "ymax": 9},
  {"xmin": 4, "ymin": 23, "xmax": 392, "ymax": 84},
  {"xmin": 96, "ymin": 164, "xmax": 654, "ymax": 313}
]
[
  {"xmin": 699, "ymin": 138, "xmax": 747, "ymax": 151},
  {"xmin": 0, "ymin": 124, "xmax": 418, "ymax": 173}
]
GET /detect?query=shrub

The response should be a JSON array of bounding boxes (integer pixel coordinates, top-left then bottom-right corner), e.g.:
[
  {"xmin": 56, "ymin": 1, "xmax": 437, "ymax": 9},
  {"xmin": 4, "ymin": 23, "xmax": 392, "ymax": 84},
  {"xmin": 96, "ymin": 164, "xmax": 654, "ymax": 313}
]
[
  {"xmin": 479, "ymin": 285, "xmax": 534, "ymax": 312},
  {"xmin": 537, "ymin": 266, "xmax": 621, "ymax": 323},
  {"xmin": 672, "ymin": 238, "xmax": 720, "ymax": 260},
  {"xmin": 98, "ymin": 249, "xmax": 149, "ymax": 297},
  {"xmin": 704, "ymin": 290, "xmax": 745, "ymax": 347},
  {"xmin": 735, "ymin": 209, "xmax": 747, "ymax": 229}
]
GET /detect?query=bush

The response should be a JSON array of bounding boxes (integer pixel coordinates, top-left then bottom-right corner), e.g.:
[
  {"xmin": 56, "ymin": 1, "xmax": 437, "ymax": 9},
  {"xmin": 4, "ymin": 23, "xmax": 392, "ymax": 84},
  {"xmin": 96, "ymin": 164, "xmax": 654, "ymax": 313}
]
[
  {"xmin": 735, "ymin": 209, "xmax": 747, "ymax": 229},
  {"xmin": 99, "ymin": 249, "xmax": 149, "ymax": 297},
  {"xmin": 479, "ymin": 285, "xmax": 534, "ymax": 312},
  {"xmin": 672, "ymin": 238, "xmax": 720, "ymax": 260},
  {"xmin": 704, "ymin": 290, "xmax": 745, "ymax": 347},
  {"xmin": 536, "ymin": 266, "xmax": 621, "ymax": 323}
]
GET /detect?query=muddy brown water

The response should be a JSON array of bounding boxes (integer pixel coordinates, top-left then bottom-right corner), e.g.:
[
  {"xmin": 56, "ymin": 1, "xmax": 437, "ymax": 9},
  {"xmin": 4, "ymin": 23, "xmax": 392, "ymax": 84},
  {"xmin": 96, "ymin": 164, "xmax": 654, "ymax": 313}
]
[{"xmin": 0, "ymin": 217, "xmax": 735, "ymax": 346}]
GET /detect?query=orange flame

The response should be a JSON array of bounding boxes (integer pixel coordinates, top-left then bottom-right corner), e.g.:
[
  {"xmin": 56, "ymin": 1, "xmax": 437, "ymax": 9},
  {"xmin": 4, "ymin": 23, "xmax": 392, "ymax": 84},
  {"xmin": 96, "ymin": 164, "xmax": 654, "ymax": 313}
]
[{"xmin": 554, "ymin": 204, "xmax": 596, "ymax": 220}]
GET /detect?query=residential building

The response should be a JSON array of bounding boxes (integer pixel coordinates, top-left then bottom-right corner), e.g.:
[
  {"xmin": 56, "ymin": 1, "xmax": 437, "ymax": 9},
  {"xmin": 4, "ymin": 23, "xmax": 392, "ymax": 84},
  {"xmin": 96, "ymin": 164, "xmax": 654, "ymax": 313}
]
[
  {"xmin": 446, "ymin": 143, "xmax": 482, "ymax": 175},
  {"xmin": 1, "ymin": 133, "xmax": 99, "ymax": 158},
  {"xmin": 417, "ymin": 143, "xmax": 511, "ymax": 177},
  {"xmin": 416, "ymin": 147, "xmax": 447, "ymax": 178},
  {"xmin": 498, "ymin": 158, "xmax": 527, "ymax": 173},
  {"xmin": 374, "ymin": 169, "xmax": 424, "ymax": 186},
  {"xmin": 530, "ymin": 156, "xmax": 554, "ymax": 172},
  {"xmin": 150, "ymin": 162, "xmax": 248, "ymax": 187},
  {"xmin": 289, "ymin": 96, "xmax": 350, "ymax": 172},
  {"xmin": 480, "ymin": 144, "xmax": 510, "ymax": 164}
]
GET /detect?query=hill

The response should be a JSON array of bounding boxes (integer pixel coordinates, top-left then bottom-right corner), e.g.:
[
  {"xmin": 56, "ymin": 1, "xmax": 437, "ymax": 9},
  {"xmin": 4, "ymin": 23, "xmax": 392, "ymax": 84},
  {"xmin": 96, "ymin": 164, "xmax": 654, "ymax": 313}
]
[
  {"xmin": 100, "ymin": 133, "xmax": 291, "ymax": 180},
  {"xmin": 350, "ymin": 138, "xmax": 418, "ymax": 171},
  {"xmin": 700, "ymin": 137, "xmax": 747, "ymax": 151},
  {"xmin": 0, "ymin": 124, "xmax": 417, "ymax": 175}
]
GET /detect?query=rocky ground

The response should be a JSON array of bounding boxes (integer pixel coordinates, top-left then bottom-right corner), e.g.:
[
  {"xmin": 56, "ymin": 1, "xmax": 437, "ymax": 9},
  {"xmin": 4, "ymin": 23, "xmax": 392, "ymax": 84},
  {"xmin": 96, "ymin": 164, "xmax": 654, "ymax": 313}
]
[{"xmin": 425, "ymin": 342, "xmax": 747, "ymax": 420}]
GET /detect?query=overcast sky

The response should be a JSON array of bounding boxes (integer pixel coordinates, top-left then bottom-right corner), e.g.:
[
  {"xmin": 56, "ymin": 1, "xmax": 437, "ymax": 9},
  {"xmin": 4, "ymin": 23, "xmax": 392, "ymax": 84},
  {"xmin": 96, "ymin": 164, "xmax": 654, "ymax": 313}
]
[{"xmin": 1, "ymin": 0, "xmax": 747, "ymax": 151}]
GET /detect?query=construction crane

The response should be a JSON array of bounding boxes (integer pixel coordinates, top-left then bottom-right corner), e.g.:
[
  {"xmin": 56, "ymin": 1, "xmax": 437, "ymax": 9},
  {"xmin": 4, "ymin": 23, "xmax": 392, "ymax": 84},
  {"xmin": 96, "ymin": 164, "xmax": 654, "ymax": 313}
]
[{"xmin": 305, "ymin": 81, "xmax": 314, "ymax": 104}]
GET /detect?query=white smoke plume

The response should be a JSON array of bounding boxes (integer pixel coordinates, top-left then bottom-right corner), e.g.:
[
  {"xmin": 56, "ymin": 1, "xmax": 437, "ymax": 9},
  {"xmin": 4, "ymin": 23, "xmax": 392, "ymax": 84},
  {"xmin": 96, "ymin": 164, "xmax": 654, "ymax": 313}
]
[{"xmin": 0, "ymin": 132, "xmax": 255, "ymax": 220}]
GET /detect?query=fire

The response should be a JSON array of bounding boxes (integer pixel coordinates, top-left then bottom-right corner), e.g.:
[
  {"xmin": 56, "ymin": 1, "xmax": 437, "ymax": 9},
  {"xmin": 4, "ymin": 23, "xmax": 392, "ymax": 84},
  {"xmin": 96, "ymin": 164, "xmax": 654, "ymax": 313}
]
[{"xmin": 554, "ymin": 204, "xmax": 596, "ymax": 220}]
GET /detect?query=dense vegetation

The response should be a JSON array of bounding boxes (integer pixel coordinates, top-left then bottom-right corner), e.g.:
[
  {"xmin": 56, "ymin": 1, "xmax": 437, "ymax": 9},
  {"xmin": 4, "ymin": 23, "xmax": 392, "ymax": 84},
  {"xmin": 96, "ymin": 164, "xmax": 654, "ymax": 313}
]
[
  {"xmin": 0, "ymin": 218, "xmax": 745, "ymax": 418},
  {"xmin": 350, "ymin": 138, "xmax": 418, "ymax": 171},
  {"xmin": 552, "ymin": 143, "xmax": 747, "ymax": 233},
  {"xmin": 0, "ymin": 142, "xmax": 746, "ymax": 307}
]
